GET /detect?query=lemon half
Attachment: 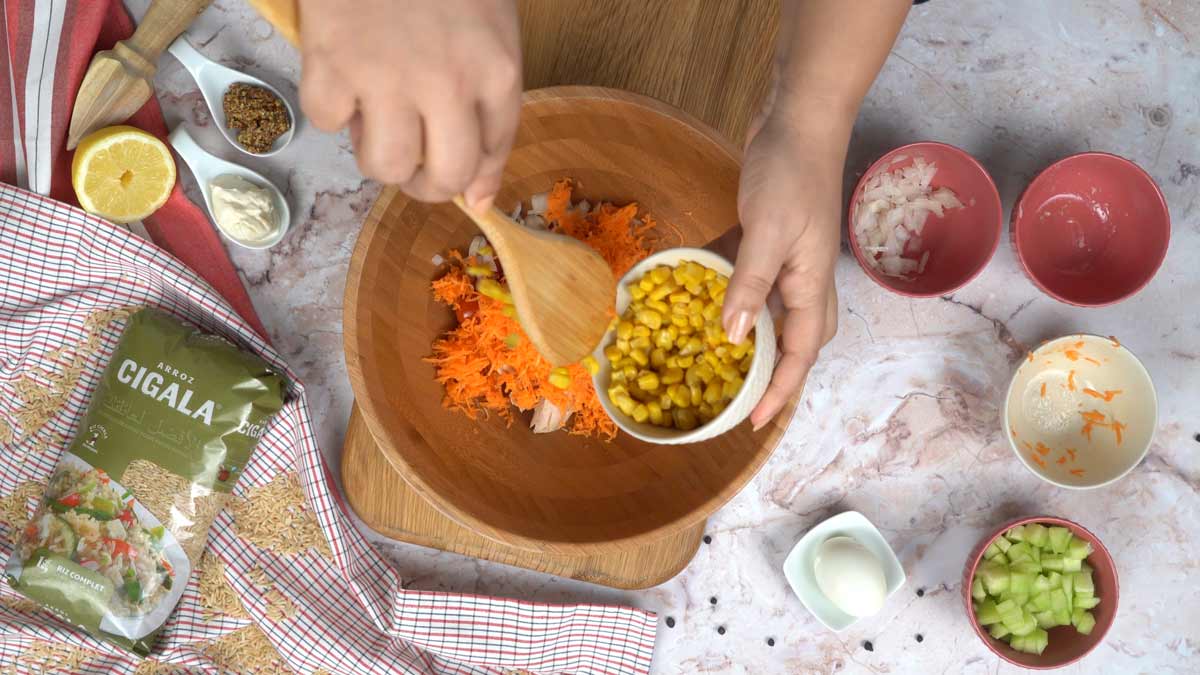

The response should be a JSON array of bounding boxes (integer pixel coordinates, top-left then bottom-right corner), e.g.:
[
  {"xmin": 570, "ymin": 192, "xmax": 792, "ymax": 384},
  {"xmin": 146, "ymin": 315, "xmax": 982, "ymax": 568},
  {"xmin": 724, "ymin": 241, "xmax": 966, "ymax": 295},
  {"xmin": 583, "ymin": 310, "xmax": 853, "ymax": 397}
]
[{"xmin": 71, "ymin": 125, "xmax": 176, "ymax": 224}]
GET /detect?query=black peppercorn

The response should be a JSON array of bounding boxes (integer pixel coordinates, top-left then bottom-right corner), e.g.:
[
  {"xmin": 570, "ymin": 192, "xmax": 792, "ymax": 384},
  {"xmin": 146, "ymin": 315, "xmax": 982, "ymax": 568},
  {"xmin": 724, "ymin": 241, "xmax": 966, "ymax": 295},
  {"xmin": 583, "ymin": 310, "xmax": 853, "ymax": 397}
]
[
  {"xmin": 863, "ymin": 640, "xmax": 874, "ymax": 652},
  {"xmin": 717, "ymin": 626, "xmax": 726, "ymax": 635},
  {"xmin": 665, "ymin": 617, "xmax": 675, "ymax": 628},
  {"xmin": 709, "ymin": 596, "xmax": 717, "ymax": 605},
  {"xmin": 703, "ymin": 535, "xmax": 712, "ymax": 544},
  {"xmin": 915, "ymin": 634, "xmax": 924, "ymax": 643},
  {"xmin": 767, "ymin": 638, "xmax": 775, "ymax": 647}
]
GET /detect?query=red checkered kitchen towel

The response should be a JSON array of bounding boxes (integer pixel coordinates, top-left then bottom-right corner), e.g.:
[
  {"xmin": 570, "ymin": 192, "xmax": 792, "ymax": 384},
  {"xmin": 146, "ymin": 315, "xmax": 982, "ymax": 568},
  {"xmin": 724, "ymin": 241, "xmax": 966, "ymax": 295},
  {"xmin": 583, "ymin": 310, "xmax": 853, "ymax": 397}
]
[{"xmin": 0, "ymin": 1, "xmax": 658, "ymax": 673}]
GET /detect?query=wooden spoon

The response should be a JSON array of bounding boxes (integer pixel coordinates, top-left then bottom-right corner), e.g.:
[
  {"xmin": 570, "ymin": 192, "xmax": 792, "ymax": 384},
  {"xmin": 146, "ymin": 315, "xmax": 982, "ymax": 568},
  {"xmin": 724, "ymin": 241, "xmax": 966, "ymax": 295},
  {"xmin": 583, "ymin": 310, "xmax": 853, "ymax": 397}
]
[
  {"xmin": 67, "ymin": 0, "xmax": 212, "ymax": 149},
  {"xmin": 452, "ymin": 196, "xmax": 615, "ymax": 366}
]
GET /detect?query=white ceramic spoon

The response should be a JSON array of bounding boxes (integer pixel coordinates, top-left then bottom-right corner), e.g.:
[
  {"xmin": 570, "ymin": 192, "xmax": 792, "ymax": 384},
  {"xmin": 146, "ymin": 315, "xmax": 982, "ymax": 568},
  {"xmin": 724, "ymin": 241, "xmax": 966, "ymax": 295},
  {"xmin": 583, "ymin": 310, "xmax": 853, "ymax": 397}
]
[
  {"xmin": 167, "ymin": 37, "xmax": 296, "ymax": 156},
  {"xmin": 168, "ymin": 126, "xmax": 291, "ymax": 250}
]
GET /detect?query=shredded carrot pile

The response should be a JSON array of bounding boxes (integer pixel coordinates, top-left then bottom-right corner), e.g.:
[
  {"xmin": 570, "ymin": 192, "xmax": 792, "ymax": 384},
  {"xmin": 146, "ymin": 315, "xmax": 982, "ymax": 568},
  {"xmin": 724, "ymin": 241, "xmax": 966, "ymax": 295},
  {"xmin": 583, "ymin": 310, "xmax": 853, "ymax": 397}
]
[{"xmin": 425, "ymin": 179, "xmax": 660, "ymax": 439}]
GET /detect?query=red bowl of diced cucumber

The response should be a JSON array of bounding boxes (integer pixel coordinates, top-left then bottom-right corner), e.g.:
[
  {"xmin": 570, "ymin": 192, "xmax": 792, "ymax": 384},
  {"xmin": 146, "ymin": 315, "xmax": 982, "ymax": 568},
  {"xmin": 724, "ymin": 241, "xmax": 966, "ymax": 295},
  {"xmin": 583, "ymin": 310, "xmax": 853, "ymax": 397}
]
[{"xmin": 963, "ymin": 516, "xmax": 1118, "ymax": 669}]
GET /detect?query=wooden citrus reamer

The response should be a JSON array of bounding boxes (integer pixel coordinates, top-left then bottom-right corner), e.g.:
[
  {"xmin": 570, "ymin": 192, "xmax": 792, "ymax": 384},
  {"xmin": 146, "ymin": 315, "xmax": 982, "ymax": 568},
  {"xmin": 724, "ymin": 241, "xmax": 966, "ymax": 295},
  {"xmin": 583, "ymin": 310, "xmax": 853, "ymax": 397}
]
[
  {"xmin": 249, "ymin": 0, "xmax": 617, "ymax": 365},
  {"xmin": 67, "ymin": 0, "xmax": 212, "ymax": 149}
]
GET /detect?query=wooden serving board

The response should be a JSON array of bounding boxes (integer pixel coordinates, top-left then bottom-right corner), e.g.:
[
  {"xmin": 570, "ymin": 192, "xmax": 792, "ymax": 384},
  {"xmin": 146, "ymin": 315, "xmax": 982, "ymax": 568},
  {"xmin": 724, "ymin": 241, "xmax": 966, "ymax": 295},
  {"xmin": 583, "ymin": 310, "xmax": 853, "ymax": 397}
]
[{"xmin": 341, "ymin": 407, "xmax": 704, "ymax": 589}]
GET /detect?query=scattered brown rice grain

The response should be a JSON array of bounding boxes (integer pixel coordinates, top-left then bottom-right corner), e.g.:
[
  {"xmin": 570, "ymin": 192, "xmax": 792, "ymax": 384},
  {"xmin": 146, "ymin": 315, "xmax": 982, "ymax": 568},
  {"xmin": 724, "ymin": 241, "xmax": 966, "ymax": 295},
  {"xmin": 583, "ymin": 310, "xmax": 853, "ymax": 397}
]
[
  {"xmin": 0, "ymin": 482, "xmax": 45, "ymax": 526},
  {"xmin": 231, "ymin": 473, "xmax": 331, "ymax": 558},
  {"xmin": 0, "ymin": 640, "xmax": 101, "ymax": 675},
  {"xmin": 197, "ymin": 552, "xmax": 248, "ymax": 620},
  {"xmin": 121, "ymin": 460, "xmax": 230, "ymax": 566},
  {"xmin": 200, "ymin": 625, "xmax": 293, "ymax": 674}
]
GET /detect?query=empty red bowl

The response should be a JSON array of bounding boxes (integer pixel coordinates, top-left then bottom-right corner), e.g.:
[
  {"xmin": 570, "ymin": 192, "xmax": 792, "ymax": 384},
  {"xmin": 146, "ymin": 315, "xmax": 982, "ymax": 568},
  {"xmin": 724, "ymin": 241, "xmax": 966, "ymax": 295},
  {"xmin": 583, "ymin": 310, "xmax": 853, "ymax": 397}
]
[
  {"xmin": 848, "ymin": 141, "xmax": 1003, "ymax": 297},
  {"xmin": 1011, "ymin": 153, "xmax": 1170, "ymax": 306},
  {"xmin": 963, "ymin": 516, "xmax": 1119, "ymax": 669}
]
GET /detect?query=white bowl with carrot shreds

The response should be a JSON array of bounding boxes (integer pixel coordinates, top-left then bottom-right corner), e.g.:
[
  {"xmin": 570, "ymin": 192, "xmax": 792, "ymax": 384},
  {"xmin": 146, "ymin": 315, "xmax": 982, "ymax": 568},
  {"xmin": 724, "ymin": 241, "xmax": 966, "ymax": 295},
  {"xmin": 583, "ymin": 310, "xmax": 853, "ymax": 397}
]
[
  {"xmin": 1003, "ymin": 334, "xmax": 1157, "ymax": 488},
  {"xmin": 589, "ymin": 247, "xmax": 776, "ymax": 444}
]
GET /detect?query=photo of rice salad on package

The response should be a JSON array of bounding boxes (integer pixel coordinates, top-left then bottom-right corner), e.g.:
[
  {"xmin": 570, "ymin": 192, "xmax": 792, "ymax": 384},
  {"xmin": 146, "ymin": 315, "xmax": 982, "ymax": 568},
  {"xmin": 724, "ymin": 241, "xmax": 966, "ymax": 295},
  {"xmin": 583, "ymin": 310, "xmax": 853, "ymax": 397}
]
[{"xmin": 18, "ymin": 459, "xmax": 177, "ymax": 618}]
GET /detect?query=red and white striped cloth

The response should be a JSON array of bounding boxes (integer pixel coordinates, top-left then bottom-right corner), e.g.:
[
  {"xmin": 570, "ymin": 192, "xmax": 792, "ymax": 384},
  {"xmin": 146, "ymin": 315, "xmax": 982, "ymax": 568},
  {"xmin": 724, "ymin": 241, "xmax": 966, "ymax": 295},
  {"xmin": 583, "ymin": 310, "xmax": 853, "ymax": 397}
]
[
  {"xmin": 0, "ymin": 0, "xmax": 659, "ymax": 671},
  {"xmin": 0, "ymin": 178, "xmax": 658, "ymax": 675}
]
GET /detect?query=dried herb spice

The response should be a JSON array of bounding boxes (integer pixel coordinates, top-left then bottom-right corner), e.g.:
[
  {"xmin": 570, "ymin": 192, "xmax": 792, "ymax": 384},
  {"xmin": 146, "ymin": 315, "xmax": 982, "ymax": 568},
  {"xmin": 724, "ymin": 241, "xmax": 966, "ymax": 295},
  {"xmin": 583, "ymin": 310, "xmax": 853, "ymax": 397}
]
[{"xmin": 222, "ymin": 83, "xmax": 290, "ymax": 154}]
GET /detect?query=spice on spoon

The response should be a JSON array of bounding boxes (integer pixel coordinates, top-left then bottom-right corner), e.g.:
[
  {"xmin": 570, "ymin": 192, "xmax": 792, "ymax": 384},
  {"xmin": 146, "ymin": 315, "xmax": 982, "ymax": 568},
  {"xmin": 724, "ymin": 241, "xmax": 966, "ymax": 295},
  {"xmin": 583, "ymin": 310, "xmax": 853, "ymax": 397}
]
[{"xmin": 222, "ymin": 83, "xmax": 290, "ymax": 153}]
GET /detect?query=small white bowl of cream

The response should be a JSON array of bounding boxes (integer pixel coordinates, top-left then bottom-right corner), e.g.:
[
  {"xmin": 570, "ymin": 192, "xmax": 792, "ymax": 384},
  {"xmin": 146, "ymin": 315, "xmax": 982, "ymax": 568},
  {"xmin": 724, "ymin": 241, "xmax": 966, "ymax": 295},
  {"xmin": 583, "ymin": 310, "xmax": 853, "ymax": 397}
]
[{"xmin": 167, "ymin": 126, "xmax": 290, "ymax": 249}]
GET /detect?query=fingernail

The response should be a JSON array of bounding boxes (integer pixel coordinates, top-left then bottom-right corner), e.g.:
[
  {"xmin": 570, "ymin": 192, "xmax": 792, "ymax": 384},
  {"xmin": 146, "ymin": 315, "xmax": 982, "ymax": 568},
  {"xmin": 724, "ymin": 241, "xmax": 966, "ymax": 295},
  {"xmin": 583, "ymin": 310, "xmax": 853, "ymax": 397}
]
[
  {"xmin": 752, "ymin": 418, "xmax": 767, "ymax": 432},
  {"xmin": 727, "ymin": 310, "xmax": 752, "ymax": 345}
]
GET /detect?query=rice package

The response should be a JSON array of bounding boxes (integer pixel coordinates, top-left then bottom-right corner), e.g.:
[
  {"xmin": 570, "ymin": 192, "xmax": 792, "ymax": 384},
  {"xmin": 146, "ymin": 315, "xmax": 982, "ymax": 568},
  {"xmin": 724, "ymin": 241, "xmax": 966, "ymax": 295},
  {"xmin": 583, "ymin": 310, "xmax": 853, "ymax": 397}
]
[{"xmin": 5, "ymin": 309, "xmax": 286, "ymax": 655}]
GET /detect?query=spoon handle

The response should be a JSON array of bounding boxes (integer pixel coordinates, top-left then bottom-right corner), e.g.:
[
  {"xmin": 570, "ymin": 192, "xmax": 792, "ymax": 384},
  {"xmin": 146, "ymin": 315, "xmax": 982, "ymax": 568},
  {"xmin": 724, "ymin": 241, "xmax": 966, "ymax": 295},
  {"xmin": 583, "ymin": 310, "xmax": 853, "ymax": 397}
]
[
  {"xmin": 167, "ymin": 126, "xmax": 213, "ymax": 188},
  {"xmin": 166, "ymin": 37, "xmax": 210, "ymax": 81},
  {"xmin": 127, "ymin": 0, "xmax": 213, "ymax": 64}
]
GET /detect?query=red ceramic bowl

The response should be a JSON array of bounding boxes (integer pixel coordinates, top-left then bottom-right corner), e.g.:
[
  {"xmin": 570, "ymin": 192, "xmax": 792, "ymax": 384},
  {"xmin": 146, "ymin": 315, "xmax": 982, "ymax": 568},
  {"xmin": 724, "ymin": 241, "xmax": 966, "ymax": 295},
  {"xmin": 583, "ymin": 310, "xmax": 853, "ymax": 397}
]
[
  {"xmin": 963, "ymin": 516, "xmax": 1119, "ymax": 669},
  {"xmin": 848, "ymin": 141, "xmax": 1002, "ymax": 297},
  {"xmin": 1011, "ymin": 152, "xmax": 1170, "ymax": 306}
]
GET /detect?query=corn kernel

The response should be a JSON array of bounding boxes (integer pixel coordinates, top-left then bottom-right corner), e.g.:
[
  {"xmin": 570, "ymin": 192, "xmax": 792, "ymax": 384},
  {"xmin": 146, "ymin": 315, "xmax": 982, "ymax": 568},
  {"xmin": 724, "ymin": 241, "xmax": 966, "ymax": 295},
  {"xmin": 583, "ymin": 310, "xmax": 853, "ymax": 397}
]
[
  {"xmin": 717, "ymin": 364, "xmax": 739, "ymax": 382},
  {"xmin": 687, "ymin": 298, "xmax": 705, "ymax": 316},
  {"xmin": 646, "ymin": 285, "xmax": 669, "ymax": 302},
  {"xmin": 623, "ymin": 364, "xmax": 637, "ymax": 380},
  {"xmin": 684, "ymin": 365, "xmax": 701, "ymax": 388},
  {"xmin": 637, "ymin": 371, "xmax": 660, "ymax": 392},
  {"xmin": 616, "ymin": 321, "xmax": 634, "ymax": 340},
  {"xmin": 650, "ymin": 265, "xmax": 672, "ymax": 285},
  {"xmin": 665, "ymin": 355, "xmax": 679, "ymax": 369},
  {"xmin": 659, "ymin": 393, "xmax": 673, "ymax": 410},
  {"xmin": 673, "ymin": 408, "xmax": 698, "ymax": 431},
  {"xmin": 739, "ymin": 354, "xmax": 753, "ymax": 373},
  {"xmin": 616, "ymin": 395, "xmax": 637, "ymax": 416},
  {"xmin": 648, "ymin": 401, "xmax": 664, "ymax": 424},
  {"xmin": 684, "ymin": 262, "xmax": 705, "ymax": 283},
  {"xmin": 714, "ymin": 345, "xmax": 729, "ymax": 360},
  {"xmin": 465, "ymin": 265, "xmax": 494, "ymax": 278},
  {"xmin": 630, "ymin": 349, "xmax": 649, "ymax": 366},
  {"xmin": 669, "ymin": 290, "xmax": 692, "ymax": 305},
  {"xmin": 671, "ymin": 302, "xmax": 689, "ymax": 316},
  {"xmin": 701, "ymin": 302, "xmax": 721, "ymax": 322},
  {"xmin": 477, "ymin": 278, "xmax": 512, "ymax": 304},
  {"xmin": 478, "ymin": 245, "xmax": 494, "ymax": 257},
  {"xmin": 629, "ymin": 300, "xmax": 645, "ymax": 313},
  {"xmin": 665, "ymin": 384, "xmax": 688, "ymax": 408},
  {"xmin": 685, "ymin": 281, "xmax": 703, "ymax": 295},
  {"xmin": 614, "ymin": 356, "xmax": 634, "ymax": 370},
  {"xmin": 611, "ymin": 370, "xmax": 627, "ymax": 384},
  {"xmin": 638, "ymin": 276, "xmax": 655, "ymax": 292},
  {"xmin": 631, "ymin": 403, "xmax": 650, "ymax": 423},
  {"xmin": 631, "ymin": 336, "xmax": 652, "ymax": 352},
  {"xmin": 659, "ymin": 413, "xmax": 674, "ymax": 429},
  {"xmin": 629, "ymin": 284, "xmax": 647, "ymax": 300},
  {"xmin": 607, "ymin": 385, "xmax": 627, "ymax": 403},
  {"xmin": 548, "ymin": 367, "xmax": 572, "ymax": 389},
  {"xmin": 680, "ymin": 337, "xmax": 703, "ymax": 356},
  {"xmin": 632, "ymin": 325, "xmax": 651, "ymax": 339},
  {"xmin": 722, "ymin": 377, "xmax": 743, "ymax": 399},
  {"xmin": 671, "ymin": 265, "xmax": 688, "ymax": 285},
  {"xmin": 703, "ymin": 381, "xmax": 722, "ymax": 404},
  {"xmin": 689, "ymin": 314, "xmax": 705, "ymax": 330},
  {"xmin": 603, "ymin": 345, "xmax": 622, "ymax": 363},
  {"xmin": 646, "ymin": 299, "xmax": 670, "ymax": 315},
  {"xmin": 704, "ymin": 268, "xmax": 717, "ymax": 281},
  {"xmin": 696, "ymin": 362, "xmax": 715, "ymax": 383},
  {"xmin": 697, "ymin": 402, "xmax": 715, "ymax": 422},
  {"xmin": 650, "ymin": 347, "xmax": 667, "ymax": 367},
  {"xmin": 502, "ymin": 305, "xmax": 517, "ymax": 318},
  {"xmin": 654, "ymin": 329, "xmax": 674, "ymax": 350},
  {"xmin": 661, "ymin": 367, "xmax": 684, "ymax": 385},
  {"xmin": 634, "ymin": 309, "xmax": 662, "ymax": 331},
  {"xmin": 689, "ymin": 384, "xmax": 703, "ymax": 407},
  {"xmin": 712, "ymin": 288, "xmax": 726, "ymax": 304},
  {"xmin": 616, "ymin": 338, "xmax": 631, "ymax": 354},
  {"xmin": 730, "ymin": 340, "xmax": 752, "ymax": 360},
  {"xmin": 676, "ymin": 354, "xmax": 695, "ymax": 369},
  {"xmin": 670, "ymin": 314, "xmax": 689, "ymax": 328},
  {"xmin": 712, "ymin": 399, "xmax": 728, "ymax": 415}
]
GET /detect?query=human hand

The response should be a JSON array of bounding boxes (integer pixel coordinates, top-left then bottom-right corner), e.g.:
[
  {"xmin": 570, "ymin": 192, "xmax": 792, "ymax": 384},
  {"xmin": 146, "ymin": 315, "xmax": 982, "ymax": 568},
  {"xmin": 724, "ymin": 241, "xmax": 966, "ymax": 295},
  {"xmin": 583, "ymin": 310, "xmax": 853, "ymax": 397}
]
[
  {"xmin": 722, "ymin": 87, "xmax": 847, "ymax": 430},
  {"xmin": 298, "ymin": 0, "xmax": 521, "ymax": 211}
]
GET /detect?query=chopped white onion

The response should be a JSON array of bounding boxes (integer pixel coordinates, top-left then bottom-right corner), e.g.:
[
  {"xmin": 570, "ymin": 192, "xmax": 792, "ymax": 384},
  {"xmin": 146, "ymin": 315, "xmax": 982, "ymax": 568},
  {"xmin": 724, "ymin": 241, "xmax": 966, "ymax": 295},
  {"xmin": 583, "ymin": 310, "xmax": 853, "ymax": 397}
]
[
  {"xmin": 853, "ymin": 157, "xmax": 963, "ymax": 280},
  {"xmin": 431, "ymin": 254, "xmax": 445, "ymax": 266},
  {"xmin": 530, "ymin": 192, "xmax": 549, "ymax": 215}
]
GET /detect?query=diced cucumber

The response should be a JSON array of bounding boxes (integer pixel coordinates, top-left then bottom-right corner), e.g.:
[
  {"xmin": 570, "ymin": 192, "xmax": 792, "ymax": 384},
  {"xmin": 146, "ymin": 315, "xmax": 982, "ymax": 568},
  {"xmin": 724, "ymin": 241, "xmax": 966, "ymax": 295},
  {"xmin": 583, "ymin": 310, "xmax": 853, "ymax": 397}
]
[
  {"xmin": 1007, "ymin": 592, "xmax": 1029, "ymax": 608},
  {"xmin": 1047, "ymin": 571, "xmax": 1062, "ymax": 587},
  {"xmin": 1031, "ymin": 591, "xmax": 1052, "ymax": 612},
  {"xmin": 1047, "ymin": 526, "xmax": 1071, "ymax": 553},
  {"xmin": 1080, "ymin": 561, "xmax": 1093, "ymax": 575},
  {"xmin": 1034, "ymin": 610, "xmax": 1057, "ymax": 629},
  {"xmin": 1012, "ymin": 560, "xmax": 1041, "ymax": 575},
  {"xmin": 1075, "ymin": 610, "xmax": 1096, "ymax": 635},
  {"xmin": 975, "ymin": 599, "xmax": 1001, "ymax": 625},
  {"xmin": 1049, "ymin": 589, "xmax": 1068, "ymax": 611},
  {"xmin": 1030, "ymin": 545, "xmax": 1041, "ymax": 564},
  {"xmin": 1033, "ymin": 575, "xmax": 1051, "ymax": 593},
  {"xmin": 1054, "ymin": 608, "xmax": 1071, "ymax": 626},
  {"xmin": 972, "ymin": 577, "xmax": 987, "ymax": 601},
  {"xmin": 979, "ymin": 561, "xmax": 1010, "ymax": 595},
  {"xmin": 1011, "ymin": 611, "xmax": 1037, "ymax": 637},
  {"xmin": 1061, "ymin": 572, "xmax": 1074, "ymax": 604},
  {"xmin": 984, "ymin": 542, "xmax": 1003, "ymax": 560},
  {"xmin": 988, "ymin": 622, "xmax": 1011, "ymax": 640},
  {"xmin": 1011, "ymin": 635, "xmax": 1027, "ymax": 653},
  {"xmin": 995, "ymin": 598, "xmax": 1020, "ymax": 618},
  {"xmin": 1061, "ymin": 557, "xmax": 1082, "ymax": 573},
  {"xmin": 1007, "ymin": 542, "xmax": 1033, "ymax": 563},
  {"xmin": 1025, "ymin": 523, "xmax": 1048, "ymax": 548},
  {"xmin": 1030, "ymin": 628, "xmax": 1049, "ymax": 655},
  {"xmin": 1067, "ymin": 536, "xmax": 1093, "ymax": 560},
  {"xmin": 994, "ymin": 537, "xmax": 1013, "ymax": 553},
  {"xmin": 1010, "ymin": 572, "xmax": 1034, "ymax": 594},
  {"xmin": 1041, "ymin": 555, "xmax": 1064, "ymax": 571},
  {"xmin": 992, "ymin": 553, "xmax": 1008, "ymax": 565},
  {"xmin": 1075, "ymin": 595, "xmax": 1100, "ymax": 610},
  {"xmin": 1006, "ymin": 525, "xmax": 1027, "ymax": 542}
]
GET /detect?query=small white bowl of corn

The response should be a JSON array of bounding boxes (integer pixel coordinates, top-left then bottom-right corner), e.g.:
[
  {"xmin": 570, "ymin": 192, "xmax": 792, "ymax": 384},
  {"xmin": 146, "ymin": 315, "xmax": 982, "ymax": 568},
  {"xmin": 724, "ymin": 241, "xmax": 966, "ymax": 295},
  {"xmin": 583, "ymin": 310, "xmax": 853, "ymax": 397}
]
[{"xmin": 590, "ymin": 247, "xmax": 776, "ymax": 444}]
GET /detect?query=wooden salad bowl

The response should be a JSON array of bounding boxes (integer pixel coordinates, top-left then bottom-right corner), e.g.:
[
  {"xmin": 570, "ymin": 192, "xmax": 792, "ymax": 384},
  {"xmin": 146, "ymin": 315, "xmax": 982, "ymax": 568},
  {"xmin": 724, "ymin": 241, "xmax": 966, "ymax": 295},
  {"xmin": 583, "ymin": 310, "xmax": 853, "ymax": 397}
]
[{"xmin": 344, "ymin": 86, "xmax": 796, "ymax": 554}]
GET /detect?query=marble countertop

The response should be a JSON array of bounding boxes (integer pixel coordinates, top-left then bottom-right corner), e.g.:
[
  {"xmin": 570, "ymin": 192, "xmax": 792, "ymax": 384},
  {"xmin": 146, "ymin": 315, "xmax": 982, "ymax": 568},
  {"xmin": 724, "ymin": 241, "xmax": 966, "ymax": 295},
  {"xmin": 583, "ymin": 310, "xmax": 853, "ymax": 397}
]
[{"xmin": 132, "ymin": 0, "xmax": 1198, "ymax": 672}]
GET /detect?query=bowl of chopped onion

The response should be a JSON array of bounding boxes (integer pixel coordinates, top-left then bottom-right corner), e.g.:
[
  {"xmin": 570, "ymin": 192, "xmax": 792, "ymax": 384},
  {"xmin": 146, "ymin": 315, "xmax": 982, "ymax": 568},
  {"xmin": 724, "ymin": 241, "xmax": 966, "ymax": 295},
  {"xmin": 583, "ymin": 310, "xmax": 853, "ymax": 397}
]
[{"xmin": 848, "ymin": 141, "xmax": 1002, "ymax": 296}]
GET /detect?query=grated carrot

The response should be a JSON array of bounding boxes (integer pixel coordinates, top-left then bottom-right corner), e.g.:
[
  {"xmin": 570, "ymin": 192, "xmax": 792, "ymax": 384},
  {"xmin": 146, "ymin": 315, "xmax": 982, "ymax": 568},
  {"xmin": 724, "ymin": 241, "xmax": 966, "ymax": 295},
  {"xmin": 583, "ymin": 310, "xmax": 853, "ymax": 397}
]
[
  {"xmin": 1111, "ymin": 419, "xmax": 1126, "ymax": 446},
  {"xmin": 1082, "ymin": 388, "xmax": 1122, "ymax": 402},
  {"xmin": 1065, "ymin": 349, "xmax": 1080, "ymax": 361},
  {"xmin": 1067, "ymin": 448, "xmax": 1077, "ymax": 461},
  {"xmin": 1080, "ymin": 410, "xmax": 1107, "ymax": 423},
  {"xmin": 1067, "ymin": 370, "xmax": 1076, "ymax": 391},
  {"xmin": 1035, "ymin": 441, "xmax": 1051, "ymax": 456},
  {"xmin": 1056, "ymin": 455, "xmax": 1068, "ymax": 465},
  {"xmin": 1074, "ymin": 341, "xmax": 1085, "ymax": 349},
  {"xmin": 1084, "ymin": 357, "xmax": 1100, "ymax": 366},
  {"xmin": 1108, "ymin": 336, "xmax": 1120, "ymax": 348},
  {"xmin": 1040, "ymin": 382, "xmax": 1046, "ymax": 398},
  {"xmin": 1027, "ymin": 352, "xmax": 1034, "ymax": 363},
  {"xmin": 425, "ymin": 180, "xmax": 659, "ymax": 439},
  {"xmin": 1022, "ymin": 441, "xmax": 1033, "ymax": 452},
  {"xmin": 1030, "ymin": 453, "xmax": 1046, "ymax": 468},
  {"xmin": 1069, "ymin": 468, "xmax": 1085, "ymax": 477}
]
